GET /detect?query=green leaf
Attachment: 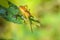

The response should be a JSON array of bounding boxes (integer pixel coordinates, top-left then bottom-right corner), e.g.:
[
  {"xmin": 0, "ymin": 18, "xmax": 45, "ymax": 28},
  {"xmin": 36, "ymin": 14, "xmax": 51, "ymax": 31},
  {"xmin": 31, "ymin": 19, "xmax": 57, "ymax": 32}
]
[
  {"xmin": 8, "ymin": 0, "xmax": 21, "ymax": 7},
  {"xmin": 0, "ymin": 2, "xmax": 24, "ymax": 24}
]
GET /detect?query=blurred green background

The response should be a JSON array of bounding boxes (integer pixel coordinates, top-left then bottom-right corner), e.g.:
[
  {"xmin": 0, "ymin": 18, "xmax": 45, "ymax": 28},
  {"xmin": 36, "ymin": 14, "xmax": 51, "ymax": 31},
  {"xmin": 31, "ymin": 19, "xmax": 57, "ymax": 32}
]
[{"xmin": 0, "ymin": 0, "xmax": 60, "ymax": 40}]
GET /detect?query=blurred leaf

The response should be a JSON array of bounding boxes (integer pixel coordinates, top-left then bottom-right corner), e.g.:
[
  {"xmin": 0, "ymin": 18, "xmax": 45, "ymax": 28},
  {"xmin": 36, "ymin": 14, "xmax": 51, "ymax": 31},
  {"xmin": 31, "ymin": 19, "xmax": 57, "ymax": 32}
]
[
  {"xmin": 8, "ymin": 0, "xmax": 21, "ymax": 7},
  {"xmin": 0, "ymin": 2, "xmax": 24, "ymax": 24}
]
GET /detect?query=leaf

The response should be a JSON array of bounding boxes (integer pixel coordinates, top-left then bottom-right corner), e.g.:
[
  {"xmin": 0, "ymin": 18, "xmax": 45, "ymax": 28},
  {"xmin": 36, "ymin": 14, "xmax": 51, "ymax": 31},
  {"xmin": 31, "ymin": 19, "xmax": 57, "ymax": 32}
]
[
  {"xmin": 0, "ymin": 2, "xmax": 24, "ymax": 24},
  {"xmin": 6, "ymin": 3, "xmax": 23, "ymax": 24},
  {"xmin": 8, "ymin": 0, "xmax": 21, "ymax": 7}
]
